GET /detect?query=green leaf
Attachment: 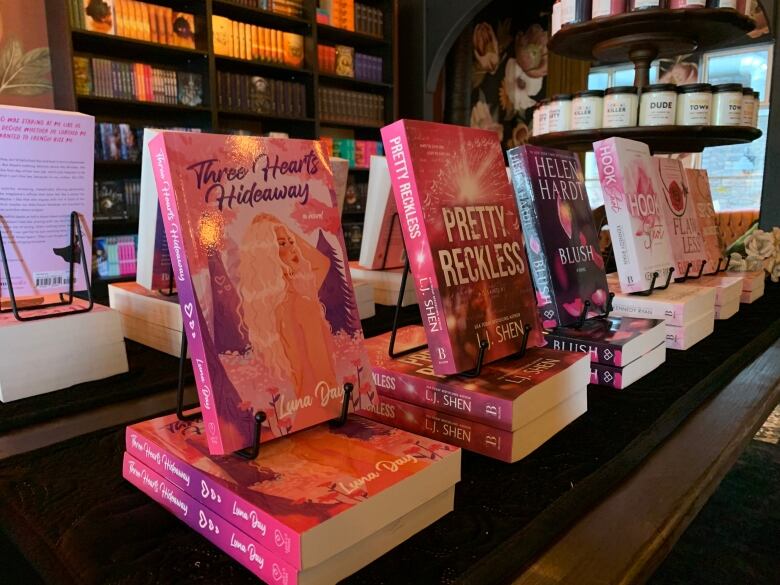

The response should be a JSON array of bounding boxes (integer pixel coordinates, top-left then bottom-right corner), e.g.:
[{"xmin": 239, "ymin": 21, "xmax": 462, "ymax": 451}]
[
  {"xmin": 0, "ymin": 41, "xmax": 52, "ymax": 96},
  {"xmin": 0, "ymin": 39, "xmax": 23, "ymax": 86}
]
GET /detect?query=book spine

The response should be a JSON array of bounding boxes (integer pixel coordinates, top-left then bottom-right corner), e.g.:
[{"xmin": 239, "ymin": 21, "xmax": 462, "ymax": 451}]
[
  {"xmin": 123, "ymin": 453, "xmax": 298, "ymax": 583},
  {"xmin": 125, "ymin": 429, "xmax": 302, "ymax": 567},
  {"xmin": 544, "ymin": 334, "xmax": 618, "ymax": 366},
  {"xmin": 380, "ymin": 121, "xmax": 458, "ymax": 374},
  {"xmin": 359, "ymin": 395, "xmax": 513, "ymax": 461},
  {"xmin": 507, "ymin": 148, "xmax": 558, "ymax": 328},
  {"xmin": 594, "ymin": 139, "xmax": 646, "ymax": 293},
  {"xmin": 610, "ymin": 296, "xmax": 685, "ymax": 326},
  {"xmin": 371, "ymin": 362, "xmax": 515, "ymax": 431},
  {"xmin": 147, "ymin": 134, "xmax": 228, "ymax": 454},
  {"xmin": 589, "ymin": 362, "xmax": 622, "ymax": 389}
]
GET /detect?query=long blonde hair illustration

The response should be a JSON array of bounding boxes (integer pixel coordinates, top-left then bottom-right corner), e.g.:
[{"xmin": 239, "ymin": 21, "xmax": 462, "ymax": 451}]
[{"xmin": 238, "ymin": 213, "xmax": 338, "ymax": 398}]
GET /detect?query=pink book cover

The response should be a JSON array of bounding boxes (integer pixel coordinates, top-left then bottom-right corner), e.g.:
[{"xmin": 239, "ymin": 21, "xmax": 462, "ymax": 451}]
[
  {"xmin": 0, "ymin": 106, "xmax": 94, "ymax": 298},
  {"xmin": 654, "ymin": 157, "xmax": 706, "ymax": 276},
  {"xmin": 735, "ymin": 270, "xmax": 766, "ymax": 292},
  {"xmin": 126, "ymin": 413, "xmax": 459, "ymax": 569},
  {"xmin": 365, "ymin": 325, "xmax": 588, "ymax": 431},
  {"xmin": 381, "ymin": 120, "xmax": 543, "ymax": 375},
  {"xmin": 594, "ymin": 137, "xmax": 675, "ymax": 293},
  {"xmin": 686, "ymin": 168, "xmax": 726, "ymax": 274},
  {"xmin": 149, "ymin": 131, "xmax": 374, "ymax": 454},
  {"xmin": 123, "ymin": 453, "xmax": 298, "ymax": 585},
  {"xmin": 686, "ymin": 274, "xmax": 743, "ymax": 305}
]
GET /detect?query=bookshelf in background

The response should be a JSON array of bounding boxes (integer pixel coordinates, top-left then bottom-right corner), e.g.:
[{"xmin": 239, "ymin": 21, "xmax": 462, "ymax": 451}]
[{"xmin": 44, "ymin": 0, "xmax": 396, "ymax": 297}]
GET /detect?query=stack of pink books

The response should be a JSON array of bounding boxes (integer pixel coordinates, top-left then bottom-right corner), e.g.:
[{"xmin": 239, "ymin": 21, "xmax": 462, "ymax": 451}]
[
  {"xmin": 125, "ymin": 413, "xmax": 460, "ymax": 584},
  {"xmin": 358, "ymin": 326, "xmax": 590, "ymax": 463},
  {"xmin": 685, "ymin": 274, "xmax": 743, "ymax": 320},
  {"xmin": 545, "ymin": 316, "xmax": 666, "ymax": 389},
  {"xmin": 735, "ymin": 270, "xmax": 766, "ymax": 303}
]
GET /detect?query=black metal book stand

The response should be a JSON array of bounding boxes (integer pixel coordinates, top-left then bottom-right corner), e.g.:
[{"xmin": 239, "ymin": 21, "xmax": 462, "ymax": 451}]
[{"xmin": 0, "ymin": 211, "xmax": 93, "ymax": 321}]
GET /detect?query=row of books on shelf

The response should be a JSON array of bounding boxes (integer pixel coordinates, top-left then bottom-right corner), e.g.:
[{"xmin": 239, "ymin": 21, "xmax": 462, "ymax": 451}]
[
  {"xmin": 95, "ymin": 234, "xmax": 138, "ymax": 279},
  {"xmin": 319, "ymin": 88, "xmax": 384, "ymax": 126},
  {"xmin": 74, "ymin": 56, "xmax": 205, "ymax": 107},
  {"xmin": 212, "ymin": 15, "xmax": 304, "ymax": 68},
  {"xmin": 318, "ymin": 44, "xmax": 383, "ymax": 83},
  {"xmin": 228, "ymin": 0, "xmax": 304, "ymax": 17},
  {"xmin": 70, "ymin": 0, "xmax": 197, "ymax": 49},
  {"xmin": 316, "ymin": 1, "xmax": 384, "ymax": 38},
  {"xmin": 217, "ymin": 72, "xmax": 306, "ymax": 118},
  {"xmin": 321, "ymin": 136, "xmax": 383, "ymax": 169},
  {"xmin": 95, "ymin": 179, "xmax": 140, "ymax": 221},
  {"xmin": 95, "ymin": 124, "xmax": 199, "ymax": 162}
]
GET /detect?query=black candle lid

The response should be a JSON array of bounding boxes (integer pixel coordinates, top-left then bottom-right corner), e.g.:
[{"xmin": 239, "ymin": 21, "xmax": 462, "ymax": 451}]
[
  {"xmin": 641, "ymin": 83, "xmax": 677, "ymax": 93},
  {"xmin": 605, "ymin": 86, "xmax": 638, "ymax": 95},
  {"xmin": 551, "ymin": 93, "xmax": 573, "ymax": 101},
  {"xmin": 742, "ymin": 86, "xmax": 755, "ymax": 95},
  {"xmin": 574, "ymin": 89, "xmax": 605, "ymax": 98},
  {"xmin": 676, "ymin": 83, "xmax": 713, "ymax": 94},
  {"xmin": 712, "ymin": 83, "xmax": 743, "ymax": 93}
]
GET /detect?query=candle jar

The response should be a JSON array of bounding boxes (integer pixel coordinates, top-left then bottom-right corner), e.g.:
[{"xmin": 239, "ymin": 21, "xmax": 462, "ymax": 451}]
[
  {"xmin": 603, "ymin": 86, "xmax": 638, "ymax": 128},
  {"xmin": 741, "ymin": 87, "xmax": 756, "ymax": 126},
  {"xmin": 592, "ymin": 0, "xmax": 626, "ymax": 18},
  {"xmin": 706, "ymin": 0, "xmax": 738, "ymax": 7},
  {"xmin": 712, "ymin": 83, "xmax": 743, "ymax": 125},
  {"xmin": 639, "ymin": 83, "xmax": 677, "ymax": 126},
  {"xmin": 548, "ymin": 94, "xmax": 573, "ymax": 132},
  {"xmin": 628, "ymin": 0, "xmax": 668, "ymax": 10},
  {"xmin": 753, "ymin": 91, "xmax": 760, "ymax": 126},
  {"xmin": 670, "ymin": 0, "xmax": 705, "ymax": 7},
  {"xmin": 537, "ymin": 99, "xmax": 551, "ymax": 135},
  {"xmin": 552, "ymin": 0, "xmax": 563, "ymax": 35},
  {"xmin": 676, "ymin": 83, "xmax": 712, "ymax": 125},
  {"xmin": 562, "ymin": 0, "xmax": 594, "ymax": 25},
  {"xmin": 571, "ymin": 90, "xmax": 604, "ymax": 129}
]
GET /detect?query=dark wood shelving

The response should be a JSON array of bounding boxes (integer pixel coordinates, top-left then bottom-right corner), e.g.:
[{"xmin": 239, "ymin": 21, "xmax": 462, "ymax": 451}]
[
  {"xmin": 529, "ymin": 125, "xmax": 762, "ymax": 154},
  {"xmin": 321, "ymin": 118, "xmax": 384, "ymax": 129},
  {"xmin": 317, "ymin": 24, "xmax": 390, "ymax": 49},
  {"xmin": 214, "ymin": 55, "xmax": 313, "ymax": 77},
  {"xmin": 77, "ymin": 95, "xmax": 212, "ymax": 116},
  {"xmin": 211, "ymin": 0, "xmax": 310, "ymax": 31},
  {"xmin": 93, "ymin": 219, "xmax": 140, "ymax": 237},
  {"xmin": 95, "ymin": 160, "xmax": 142, "ymax": 168},
  {"xmin": 72, "ymin": 30, "xmax": 209, "ymax": 61},
  {"xmin": 318, "ymin": 73, "xmax": 392, "ymax": 91},
  {"xmin": 217, "ymin": 109, "xmax": 315, "ymax": 123}
]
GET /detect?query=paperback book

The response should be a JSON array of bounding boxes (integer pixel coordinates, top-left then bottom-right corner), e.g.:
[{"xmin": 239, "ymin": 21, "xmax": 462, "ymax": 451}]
[
  {"xmin": 126, "ymin": 413, "xmax": 460, "ymax": 570},
  {"xmin": 589, "ymin": 342, "xmax": 665, "ymax": 389},
  {"xmin": 149, "ymin": 131, "xmax": 375, "ymax": 454},
  {"xmin": 508, "ymin": 145, "xmax": 609, "ymax": 328},
  {"xmin": 365, "ymin": 325, "xmax": 590, "ymax": 431},
  {"xmin": 686, "ymin": 168, "xmax": 726, "ymax": 274},
  {"xmin": 545, "ymin": 315, "xmax": 665, "ymax": 367},
  {"xmin": 359, "ymin": 156, "xmax": 406, "ymax": 270},
  {"xmin": 655, "ymin": 157, "xmax": 706, "ymax": 277},
  {"xmin": 381, "ymin": 120, "xmax": 543, "ymax": 375},
  {"xmin": 665, "ymin": 310, "xmax": 714, "ymax": 350},
  {"xmin": 594, "ymin": 137, "xmax": 675, "ymax": 293},
  {"xmin": 0, "ymin": 106, "xmax": 95, "ymax": 298}
]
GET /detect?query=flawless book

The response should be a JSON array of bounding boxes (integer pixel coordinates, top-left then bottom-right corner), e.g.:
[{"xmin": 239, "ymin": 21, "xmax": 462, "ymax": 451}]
[
  {"xmin": 655, "ymin": 157, "xmax": 706, "ymax": 277},
  {"xmin": 545, "ymin": 315, "xmax": 665, "ymax": 367},
  {"xmin": 508, "ymin": 145, "xmax": 609, "ymax": 328},
  {"xmin": 0, "ymin": 106, "xmax": 94, "ymax": 298},
  {"xmin": 126, "ymin": 413, "xmax": 460, "ymax": 570},
  {"xmin": 381, "ymin": 120, "xmax": 543, "ymax": 375},
  {"xmin": 365, "ymin": 325, "xmax": 589, "ymax": 431},
  {"xmin": 149, "ymin": 131, "xmax": 374, "ymax": 454},
  {"xmin": 594, "ymin": 137, "xmax": 675, "ymax": 293},
  {"xmin": 686, "ymin": 169, "xmax": 726, "ymax": 274}
]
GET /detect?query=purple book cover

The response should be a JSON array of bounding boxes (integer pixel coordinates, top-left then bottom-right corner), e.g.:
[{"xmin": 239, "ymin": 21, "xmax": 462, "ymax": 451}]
[
  {"xmin": 123, "ymin": 453, "xmax": 298, "ymax": 585},
  {"xmin": 0, "ymin": 106, "xmax": 94, "ymax": 298},
  {"xmin": 149, "ymin": 131, "xmax": 374, "ymax": 454},
  {"xmin": 544, "ymin": 315, "xmax": 665, "ymax": 367},
  {"xmin": 508, "ymin": 145, "xmax": 609, "ymax": 329}
]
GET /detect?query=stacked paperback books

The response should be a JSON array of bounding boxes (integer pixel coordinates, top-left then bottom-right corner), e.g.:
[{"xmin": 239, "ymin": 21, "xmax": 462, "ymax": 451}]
[
  {"xmin": 319, "ymin": 88, "xmax": 384, "ymax": 126},
  {"xmin": 217, "ymin": 72, "xmax": 307, "ymax": 118},
  {"xmin": 736, "ymin": 270, "xmax": 766, "ymax": 303},
  {"xmin": 212, "ymin": 16, "xmax": 304, "ymax": 69},
  {"xmin": 546, "ymin": 316, "xmax": 666, "ymax": 389},
  {"xmin": 125, "ymin": 413, "xmax": 459, "ymax": 584},
  {"xmin": 95, "ymin": 235, "xmax": 138, "ymax": 279},
  {"xmin": 687, "ymin": 274, "xmax": 743, "ymax": 320},
  {"xmin": 360, "ymin": 327, "xmax": 590, "ymax": 462}
]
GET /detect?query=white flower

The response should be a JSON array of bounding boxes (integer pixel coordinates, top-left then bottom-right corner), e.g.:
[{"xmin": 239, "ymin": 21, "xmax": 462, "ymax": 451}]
[
  {"xmin": 503, "ymin": 58, "xmax": 543, "ymax": 112},
  {"xmin": 744, "ymin": 229, "xmax": 775, "ymax": 259},
  {"xmin": 745, "ymin": 254, "xmax": 764, "ymax": 271},
  {"xmin": 772, "ymin": 262, "xmax": 780, "ymax": 283},
  {"xmin": 772, "ymin": 226, "xmax": 780, "ymax": 246}
]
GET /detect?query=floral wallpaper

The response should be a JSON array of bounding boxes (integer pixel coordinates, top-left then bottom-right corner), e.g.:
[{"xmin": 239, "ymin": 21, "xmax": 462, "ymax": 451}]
[
  {"xmin": 0, "ymin": 0, "xmax": 53, "ymax": 108},
  {"xmin": 470, "ymin": 1, "xmax": 550, "ymax": 150}
]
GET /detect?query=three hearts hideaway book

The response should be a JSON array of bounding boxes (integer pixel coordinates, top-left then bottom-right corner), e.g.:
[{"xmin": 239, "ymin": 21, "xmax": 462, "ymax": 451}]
[{"xmin": 149, "ymin": 131, "xmax": 375, "ymax": 454}]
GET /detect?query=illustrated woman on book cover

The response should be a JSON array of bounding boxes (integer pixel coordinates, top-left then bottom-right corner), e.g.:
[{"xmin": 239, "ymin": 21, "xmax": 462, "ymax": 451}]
[{"xmin": 237, "ymin": 213, "xmax": 338, "ymax": 402}]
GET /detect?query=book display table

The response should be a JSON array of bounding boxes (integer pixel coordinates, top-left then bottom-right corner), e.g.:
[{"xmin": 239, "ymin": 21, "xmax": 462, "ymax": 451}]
[{"xmin": 1, "ymin": 284, "xmax": 778, "ymax": 585}]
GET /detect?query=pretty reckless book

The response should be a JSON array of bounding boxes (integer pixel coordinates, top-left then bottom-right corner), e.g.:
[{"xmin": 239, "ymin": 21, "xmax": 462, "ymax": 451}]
[
  {"xmin": 149, "ymin": 131, "xmax": 374, "ymax": 454},
  {"xmin": 381, "ymin": 120, "xmax": 543, "ymax": 375}
]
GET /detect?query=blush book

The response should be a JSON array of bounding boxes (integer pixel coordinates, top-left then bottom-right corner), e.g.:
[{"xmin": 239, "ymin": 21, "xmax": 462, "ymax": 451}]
[
  {"xmin": 364, "ymin": 325, "xmax": 590, "ymax": 431},
  {"xmin": 686, "ymin": 168, "xmax": 726, "ymax": 274},
  {"xmin": 148, "ymin": 131, "xmax": 375, "ymax": 454},
  {"xmin": 381, "ymin": 120, "xmax": 543, "ymax": 375},
  {"xmin": 507, "ymin": 145, "xmax": 609, "ymax": 329},
  {"xmin": 125, "ymin": 413, "xmax": 460, "ymax": 571},
  {"xmin": 359, "ymin": 155, "xmax": 406, "ymax": 270},
  {"xmin": 654, "ymin": 157, "xmax": 706, "ymax": 277},
  {"xmin": 594, "ymin": 137, "xmax": 675, "ymax": 294},
  {"xmin": 545, "ymin": 315, "xmax": 665, "ymax": 367},
  {"xmin": 359, "ymin": 389, "xmax": 587, "ymax": 463}
]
